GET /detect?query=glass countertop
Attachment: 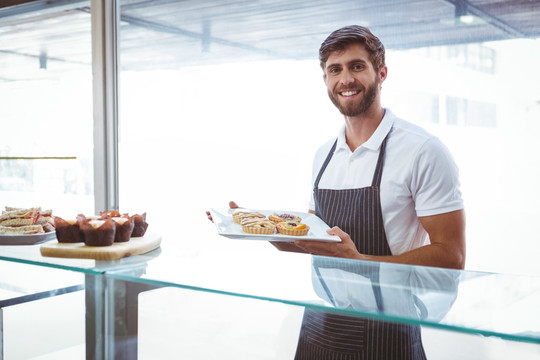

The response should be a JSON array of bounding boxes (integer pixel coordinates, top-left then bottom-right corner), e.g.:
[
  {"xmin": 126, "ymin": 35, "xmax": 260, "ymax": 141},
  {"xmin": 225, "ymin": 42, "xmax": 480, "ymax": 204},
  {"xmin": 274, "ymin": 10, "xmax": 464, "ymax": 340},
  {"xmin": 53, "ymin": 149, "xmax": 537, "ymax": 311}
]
[
  {"xmin": 106, "ymin": 239, "xmax": 540, "ymax": 346},
  {"xmin": 1, "ymin": 234, "xmax": 540, "ymax": 345},
  {"xmin": 0, "ymin": 239, "xmax": 162, "ymax": 274}
]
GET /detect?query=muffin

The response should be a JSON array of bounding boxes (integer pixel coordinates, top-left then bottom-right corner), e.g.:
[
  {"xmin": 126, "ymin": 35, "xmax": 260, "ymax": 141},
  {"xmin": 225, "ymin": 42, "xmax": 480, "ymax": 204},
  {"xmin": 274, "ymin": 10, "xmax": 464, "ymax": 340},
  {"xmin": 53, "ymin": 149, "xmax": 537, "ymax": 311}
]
[
  {"xmin": 276, "ymin": 221, "xmax": 310, "ymax": 236},
  {"xmin": 112, "ymin": 216, "xmax": 134, "ymax": 242},
  {"xmin": 80, "ymin": 218, "xmax": 116, "ymax": 246},
  {"xmin": 99, "ymin": 210, "xmax": 121, "ymax": 219},
  {"xmin": 131, "ymin": 213, "xmax": 149, "ymax": 237},
  {"xmin": 240, "ymin": 217, "xmax": 276, "ymax": 235},
  {"xmin": 54, "ymin": 216, "xmax": 85, "ymax": 243}
]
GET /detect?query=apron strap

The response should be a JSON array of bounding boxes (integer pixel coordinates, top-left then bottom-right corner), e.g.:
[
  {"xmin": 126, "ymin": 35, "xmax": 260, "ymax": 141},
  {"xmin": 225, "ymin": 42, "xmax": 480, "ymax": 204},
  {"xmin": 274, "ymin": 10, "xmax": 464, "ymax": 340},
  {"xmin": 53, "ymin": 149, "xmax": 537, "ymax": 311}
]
[
  {"xmin": 315, "ymin": 133, "xmax": 390, "ymax": 190},
  {"xmin": 313, "ymin": 139, "xmax": 337, "ymax": 190},
  {"xmin": 371, "ymin": 134, "xmax": 389, "ymax": 187}
]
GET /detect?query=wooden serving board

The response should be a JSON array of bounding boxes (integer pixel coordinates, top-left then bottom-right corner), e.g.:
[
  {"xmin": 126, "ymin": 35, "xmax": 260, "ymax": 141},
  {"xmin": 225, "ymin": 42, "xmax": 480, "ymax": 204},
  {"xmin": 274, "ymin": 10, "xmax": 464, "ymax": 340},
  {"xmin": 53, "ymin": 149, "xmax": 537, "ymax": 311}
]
[{"xmin": 40, "ymin": 232, "xmax": 161, "ymax": 260}]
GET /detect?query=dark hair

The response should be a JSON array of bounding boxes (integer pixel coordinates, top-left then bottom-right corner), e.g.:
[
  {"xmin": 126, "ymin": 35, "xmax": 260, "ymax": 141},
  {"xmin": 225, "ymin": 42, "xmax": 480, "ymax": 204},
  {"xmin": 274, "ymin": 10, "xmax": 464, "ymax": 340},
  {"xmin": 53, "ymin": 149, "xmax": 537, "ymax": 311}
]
[{"xmin": 319, "ymin": 25, "xmax": 385, "ymax": 72}]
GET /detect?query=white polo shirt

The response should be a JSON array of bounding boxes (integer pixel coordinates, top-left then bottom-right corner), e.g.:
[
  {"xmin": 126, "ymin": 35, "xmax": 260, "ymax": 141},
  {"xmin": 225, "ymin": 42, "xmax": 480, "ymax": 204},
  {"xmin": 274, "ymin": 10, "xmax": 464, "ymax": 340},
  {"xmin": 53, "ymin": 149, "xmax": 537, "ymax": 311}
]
[{"xmin": 309, "ymin": 109, "xmax": 464, "ymax": 255}]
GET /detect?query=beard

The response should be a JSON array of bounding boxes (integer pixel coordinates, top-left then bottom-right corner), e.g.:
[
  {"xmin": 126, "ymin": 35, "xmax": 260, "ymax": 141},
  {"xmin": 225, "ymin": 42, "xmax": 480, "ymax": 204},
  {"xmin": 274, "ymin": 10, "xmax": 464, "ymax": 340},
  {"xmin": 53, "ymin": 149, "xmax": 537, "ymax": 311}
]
[{"xmin": 328, "ymin": 76, "xmax": 379, "ymax": 117}]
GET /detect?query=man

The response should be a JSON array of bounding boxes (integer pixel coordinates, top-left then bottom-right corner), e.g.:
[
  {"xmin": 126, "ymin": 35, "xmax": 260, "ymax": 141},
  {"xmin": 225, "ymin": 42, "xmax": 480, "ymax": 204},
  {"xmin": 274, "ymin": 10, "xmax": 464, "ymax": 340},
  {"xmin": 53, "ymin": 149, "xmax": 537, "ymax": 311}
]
[
  {"xmin": 270, "ymin": 25, "xmax": 465, "ymax": 270},
  {"xmin": 291, "ymin": 25, "xmax": 465, "ymax": 360},
  {"xmin": 210, "ymin": 25, "xmax": 465, "ymax": 359}
]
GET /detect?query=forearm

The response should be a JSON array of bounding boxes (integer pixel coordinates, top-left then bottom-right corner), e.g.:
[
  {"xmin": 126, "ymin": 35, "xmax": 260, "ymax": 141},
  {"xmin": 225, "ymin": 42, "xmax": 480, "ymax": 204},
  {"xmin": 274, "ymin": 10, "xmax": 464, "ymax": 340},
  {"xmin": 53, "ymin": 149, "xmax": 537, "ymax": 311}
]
[{"xmin": 359, "ymin": 242, "xmax": 465, "ymax": 269}]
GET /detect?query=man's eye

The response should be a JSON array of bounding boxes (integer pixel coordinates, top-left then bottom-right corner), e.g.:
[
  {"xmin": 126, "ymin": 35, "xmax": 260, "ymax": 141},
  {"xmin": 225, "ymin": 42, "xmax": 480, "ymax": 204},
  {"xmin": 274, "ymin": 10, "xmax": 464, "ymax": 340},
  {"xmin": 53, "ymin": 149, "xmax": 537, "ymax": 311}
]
[
  {"xmin": 353, "ymin": 64, "xmax": 364, "ymax": 71},
  {"xmin": 328, "ymin": 67, "xmax": 340, "ymax": 74}
]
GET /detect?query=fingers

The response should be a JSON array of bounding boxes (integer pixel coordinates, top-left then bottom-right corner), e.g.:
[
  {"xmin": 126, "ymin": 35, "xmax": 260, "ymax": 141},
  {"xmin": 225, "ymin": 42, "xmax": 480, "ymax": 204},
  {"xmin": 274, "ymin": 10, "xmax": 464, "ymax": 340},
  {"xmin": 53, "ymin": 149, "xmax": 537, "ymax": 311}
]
[
  {"xmin": 326, "ymin": 226, "xmax": 347, "ymax": 239},
  {"xmin": 207, "ymin": 201, "xmax": 239, "ymax": 223}
]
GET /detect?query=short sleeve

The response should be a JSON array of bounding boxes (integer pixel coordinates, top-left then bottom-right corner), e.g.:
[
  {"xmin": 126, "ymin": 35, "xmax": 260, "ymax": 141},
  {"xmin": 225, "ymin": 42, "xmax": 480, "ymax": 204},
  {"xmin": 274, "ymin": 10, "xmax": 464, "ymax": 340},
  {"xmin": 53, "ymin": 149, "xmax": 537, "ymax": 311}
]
[{"xmin": 411, "ymin": 137, "xmax": 464, "ymax": 217}]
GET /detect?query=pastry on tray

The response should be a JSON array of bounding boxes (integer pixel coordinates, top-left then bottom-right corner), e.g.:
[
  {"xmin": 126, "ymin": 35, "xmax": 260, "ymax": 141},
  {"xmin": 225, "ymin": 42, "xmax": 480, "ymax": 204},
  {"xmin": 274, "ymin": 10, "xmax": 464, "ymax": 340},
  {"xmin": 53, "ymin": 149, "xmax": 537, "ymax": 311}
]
[
  {"xmin": 80, "ymin": 218, "xmax": 116, "ymax": 246},
  {"xmin": 268, "ymin": 213, "xmax": 302, "ymax": 224},
  {"xmin": 240, "ymin": 217, "xmax": 276, "ymax": 235},
  {"xmin": 131, "ymin": 213, "xmax": 149, "ymax": 237},
  {"xmin": 54, "ymin": 216, "xmax": 85, "ymax": 243},
  {"xmin": 232, "ymin": 211, "xmax": 265, "ymax": 224},
  {"xmin": 276, "ymin": 221, "xmax": 310, "ymax": 236}
]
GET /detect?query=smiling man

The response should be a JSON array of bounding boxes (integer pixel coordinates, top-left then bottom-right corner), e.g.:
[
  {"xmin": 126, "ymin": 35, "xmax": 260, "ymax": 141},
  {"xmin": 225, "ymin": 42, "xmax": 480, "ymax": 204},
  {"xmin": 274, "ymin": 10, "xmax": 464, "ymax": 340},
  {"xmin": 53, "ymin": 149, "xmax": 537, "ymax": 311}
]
[
  {"xmin": 289, "ymin": 25, "xmax": 466, "ymax": 270},
  {"xmin": 207, "ymin": 25, "xmax": 466, "ymax": 360},
  {"xmin": 288, "ymin": 25, "xmax": 466, "ymax": 360}
]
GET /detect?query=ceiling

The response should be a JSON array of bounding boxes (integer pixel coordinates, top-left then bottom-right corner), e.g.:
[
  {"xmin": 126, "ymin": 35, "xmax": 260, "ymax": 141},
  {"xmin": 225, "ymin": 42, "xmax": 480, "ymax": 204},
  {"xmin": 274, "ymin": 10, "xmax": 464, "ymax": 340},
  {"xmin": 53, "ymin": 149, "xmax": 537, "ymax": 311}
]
[{"xmin": 1, "ymin": 0, "xmax": 539, "ymax": 81}]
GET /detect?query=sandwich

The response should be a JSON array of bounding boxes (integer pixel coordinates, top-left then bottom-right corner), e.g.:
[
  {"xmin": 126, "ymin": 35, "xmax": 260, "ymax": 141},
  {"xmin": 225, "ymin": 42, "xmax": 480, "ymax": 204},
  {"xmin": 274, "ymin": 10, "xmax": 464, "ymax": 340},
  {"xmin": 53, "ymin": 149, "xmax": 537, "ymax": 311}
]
[
  {"xmin": 0, "ymin": 206, "xmax": 55, "ymax": 234},
  {"xmin": 0, "ymin": 225, "xmax": 45, "ymax": 234}
]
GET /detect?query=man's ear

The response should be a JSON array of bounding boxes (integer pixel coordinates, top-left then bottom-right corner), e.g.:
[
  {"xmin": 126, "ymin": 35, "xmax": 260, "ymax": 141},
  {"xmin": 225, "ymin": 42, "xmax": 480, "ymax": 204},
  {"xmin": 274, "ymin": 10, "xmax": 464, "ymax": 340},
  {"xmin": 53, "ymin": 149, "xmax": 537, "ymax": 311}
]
[{"xmin": 378, "ymin": 65, "xmax": 388, "ymax": 83}]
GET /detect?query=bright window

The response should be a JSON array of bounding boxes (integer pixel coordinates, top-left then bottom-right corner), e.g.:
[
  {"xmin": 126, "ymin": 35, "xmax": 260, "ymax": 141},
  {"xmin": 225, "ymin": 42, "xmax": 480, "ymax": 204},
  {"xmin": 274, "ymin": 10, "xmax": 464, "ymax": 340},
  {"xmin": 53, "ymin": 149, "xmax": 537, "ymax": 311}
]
[
  {"xmin": 0, "ymin": 2, "xmax": 94, "ymax": 216},
  {"xmin": 117, "ymin": 1, "xmax": 540, "ymax": 274}
]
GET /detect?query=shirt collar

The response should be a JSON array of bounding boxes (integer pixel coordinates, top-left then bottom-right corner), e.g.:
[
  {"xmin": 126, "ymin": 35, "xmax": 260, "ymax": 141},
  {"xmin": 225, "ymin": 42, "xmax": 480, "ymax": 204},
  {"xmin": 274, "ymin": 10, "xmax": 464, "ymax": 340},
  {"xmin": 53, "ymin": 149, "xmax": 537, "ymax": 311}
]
[{"xmin": 336, "ymin": 108, "xmax": 395, "ymax": 153}]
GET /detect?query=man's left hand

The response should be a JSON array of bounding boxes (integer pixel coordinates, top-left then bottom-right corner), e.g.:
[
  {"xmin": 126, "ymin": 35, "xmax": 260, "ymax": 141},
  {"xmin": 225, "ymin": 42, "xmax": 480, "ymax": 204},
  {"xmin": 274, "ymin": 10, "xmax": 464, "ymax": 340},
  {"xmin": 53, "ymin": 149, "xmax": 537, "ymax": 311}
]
[{"xmin": 293, "ymin": 226, "xmax": 364, "ymax": 259}]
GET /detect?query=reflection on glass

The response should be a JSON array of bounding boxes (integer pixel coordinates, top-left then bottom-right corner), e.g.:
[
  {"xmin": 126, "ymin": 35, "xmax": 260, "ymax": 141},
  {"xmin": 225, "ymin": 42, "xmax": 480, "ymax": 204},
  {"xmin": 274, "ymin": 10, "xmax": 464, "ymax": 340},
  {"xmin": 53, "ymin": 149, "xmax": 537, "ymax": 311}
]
[{"xmin": 292, "ymin": 256, "xmax": 459, "ymax": 359}]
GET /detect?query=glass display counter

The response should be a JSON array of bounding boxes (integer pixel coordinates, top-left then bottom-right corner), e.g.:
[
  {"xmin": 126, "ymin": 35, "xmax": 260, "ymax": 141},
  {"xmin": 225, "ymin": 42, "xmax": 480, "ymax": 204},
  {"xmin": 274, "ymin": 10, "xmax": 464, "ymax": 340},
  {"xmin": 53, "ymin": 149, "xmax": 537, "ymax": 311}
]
[
  {"xmin": 105, "ymin": 247, "xmax": 540, "ymax": 359},
  {"xmin": 1, "ymin": 239, "xmax": 540, "ymax": 359},
  {"xmin": 0, "ymin": 261, "xmax": 85, "ymax": 359}
]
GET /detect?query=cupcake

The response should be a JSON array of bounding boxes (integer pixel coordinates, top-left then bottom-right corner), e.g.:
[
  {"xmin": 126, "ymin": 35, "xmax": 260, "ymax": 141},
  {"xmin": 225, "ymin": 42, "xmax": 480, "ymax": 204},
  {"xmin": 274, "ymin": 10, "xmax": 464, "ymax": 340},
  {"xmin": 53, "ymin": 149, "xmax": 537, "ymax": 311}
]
[
  {"xmin": 80, "ymin": 218, "xmax": 116, "ymax": 246},
  {"xmin": 240, "ymin": 217, "xmax": 276, "ymax": 235},
  {"xmin": 277, "ymin": 221, "xmax": 310, "ymax": 236},
  {"xmin": 131, "ymin": 213, "xmax": 149, "ymax": 237},
  {"xmin": 54, "ymin": 216, "xmax": 85, "ymax": 243},
  {"xmin": 112, "ymin": 216, "xmax": 134, "ymax": 242}
]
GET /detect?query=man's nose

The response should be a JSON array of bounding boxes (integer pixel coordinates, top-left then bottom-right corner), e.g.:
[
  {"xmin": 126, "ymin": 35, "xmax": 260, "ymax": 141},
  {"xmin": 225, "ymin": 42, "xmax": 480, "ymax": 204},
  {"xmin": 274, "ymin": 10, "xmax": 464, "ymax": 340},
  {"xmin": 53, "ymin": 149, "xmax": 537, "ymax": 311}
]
[{"xmin": 339, "ymin": 69, "xmax": 355, "ymax": 85}]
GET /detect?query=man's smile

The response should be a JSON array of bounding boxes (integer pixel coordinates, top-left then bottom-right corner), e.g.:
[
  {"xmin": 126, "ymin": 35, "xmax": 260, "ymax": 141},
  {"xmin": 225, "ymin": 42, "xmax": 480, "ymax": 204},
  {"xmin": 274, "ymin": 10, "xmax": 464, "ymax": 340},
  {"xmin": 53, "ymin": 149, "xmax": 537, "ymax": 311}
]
[{"xmin": 339, "ymin": 90, "xmax": 360, "ymax": 97}]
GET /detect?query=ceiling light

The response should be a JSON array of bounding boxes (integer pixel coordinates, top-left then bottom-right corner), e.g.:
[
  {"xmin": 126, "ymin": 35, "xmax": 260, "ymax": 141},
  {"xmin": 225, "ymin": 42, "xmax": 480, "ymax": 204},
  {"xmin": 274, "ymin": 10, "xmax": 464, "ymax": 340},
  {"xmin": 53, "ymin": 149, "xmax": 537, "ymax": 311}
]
[{"xmin": 39, "ymin": 52, "xmax": 47, "ymax": 70}]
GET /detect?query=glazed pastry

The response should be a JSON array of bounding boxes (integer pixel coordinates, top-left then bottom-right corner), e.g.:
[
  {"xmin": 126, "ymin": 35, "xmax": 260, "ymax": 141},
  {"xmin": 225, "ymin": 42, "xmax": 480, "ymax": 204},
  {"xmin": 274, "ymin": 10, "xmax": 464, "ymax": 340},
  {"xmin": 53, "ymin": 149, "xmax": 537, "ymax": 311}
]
[
  {"xmin": 80, "ymin": 218, "xmax": 116, "ymax": 246},
  {"xmin": 112, "ymin": 216, "xmax": 134, "ymax": 242},
  {"xmin": 131, "ymin": 213, "xmax": 149, "ymax": 237},
  {"xmin": 232, "ymin": 211, "xmax": 265, "ymax": 224},
  {"xmin": 276, "ymin": 221, "xmax": 310, "ymax": 236},
  {"xmin": 99, "ymin": 210, "xmax": 121, "ymax": 219},
  {"xmin": 240, "ymin": 217, "xmax": 276, "ymax": 235},
  {"xmin": 54, "ymin": 216, "xmax": 84, "ymax": 243},
  {"xmin": 268, "ymin": 213, "xmax": 302, "ymax": 224}
]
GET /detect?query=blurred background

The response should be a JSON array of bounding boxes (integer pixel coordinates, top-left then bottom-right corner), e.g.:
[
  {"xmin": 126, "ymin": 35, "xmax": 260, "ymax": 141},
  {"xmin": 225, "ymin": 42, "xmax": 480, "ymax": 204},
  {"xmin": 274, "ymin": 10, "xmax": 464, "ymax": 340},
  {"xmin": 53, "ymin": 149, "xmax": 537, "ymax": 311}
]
[{"xmin": 1, "ymin": 0, "xmax": 540, "ymax": 275}]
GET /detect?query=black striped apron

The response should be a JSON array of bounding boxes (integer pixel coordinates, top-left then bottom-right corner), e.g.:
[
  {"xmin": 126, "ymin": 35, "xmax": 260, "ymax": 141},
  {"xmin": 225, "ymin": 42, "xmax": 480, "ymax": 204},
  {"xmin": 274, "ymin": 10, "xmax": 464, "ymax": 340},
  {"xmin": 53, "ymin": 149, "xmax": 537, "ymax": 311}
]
[{"xmin": 294, "ymin": 136, "xmax": 426, "ymax": 360}]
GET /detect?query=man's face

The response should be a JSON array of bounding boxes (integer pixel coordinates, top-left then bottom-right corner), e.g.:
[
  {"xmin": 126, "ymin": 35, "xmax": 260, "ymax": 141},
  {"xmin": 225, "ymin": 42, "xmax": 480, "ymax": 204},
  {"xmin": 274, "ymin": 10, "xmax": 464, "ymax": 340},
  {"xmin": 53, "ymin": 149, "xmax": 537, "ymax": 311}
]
[{"xmin": 323, "ymin": 43, "xmax": 386, "ymax": 117}]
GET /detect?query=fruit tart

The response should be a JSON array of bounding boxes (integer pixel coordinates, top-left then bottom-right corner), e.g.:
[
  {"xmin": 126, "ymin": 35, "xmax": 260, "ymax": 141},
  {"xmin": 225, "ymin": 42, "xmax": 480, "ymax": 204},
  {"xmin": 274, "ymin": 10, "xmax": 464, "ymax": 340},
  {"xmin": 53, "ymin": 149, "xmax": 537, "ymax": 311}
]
[
  {"xmin": 276, "ymin": 221, "xmax": 310, "ymax": 236},
  {"xmin": 268, "ymin": 213, "xmax": 302, "ymax": 224}
]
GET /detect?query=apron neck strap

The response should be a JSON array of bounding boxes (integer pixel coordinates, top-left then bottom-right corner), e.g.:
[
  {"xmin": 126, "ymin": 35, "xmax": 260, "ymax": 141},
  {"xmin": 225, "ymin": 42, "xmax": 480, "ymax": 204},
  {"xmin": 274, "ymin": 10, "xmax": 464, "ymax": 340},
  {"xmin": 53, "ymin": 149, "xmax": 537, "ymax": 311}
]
[{"xmin": 314, "ymin": 133, "xmax": 390, "ymax": 190}]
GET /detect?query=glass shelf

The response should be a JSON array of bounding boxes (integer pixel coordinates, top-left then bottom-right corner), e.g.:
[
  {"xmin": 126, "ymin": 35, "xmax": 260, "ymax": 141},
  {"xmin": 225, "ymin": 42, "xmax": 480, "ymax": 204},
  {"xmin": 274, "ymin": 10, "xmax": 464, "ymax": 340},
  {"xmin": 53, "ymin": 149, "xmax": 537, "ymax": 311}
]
[
  {"xmin": 0, "ymin": 242, "xmax": 162, "ymax": 274},
  {"xmin": 2, "ymin": 238, "xmax": 540, "ymax": 345},
  {"xmin": 104, "ymin": 242, "xmax": 540, "ymax": 346},
  {"xmin": 1, "ymin": 238, "xmax": 540, "ymax": 360}
]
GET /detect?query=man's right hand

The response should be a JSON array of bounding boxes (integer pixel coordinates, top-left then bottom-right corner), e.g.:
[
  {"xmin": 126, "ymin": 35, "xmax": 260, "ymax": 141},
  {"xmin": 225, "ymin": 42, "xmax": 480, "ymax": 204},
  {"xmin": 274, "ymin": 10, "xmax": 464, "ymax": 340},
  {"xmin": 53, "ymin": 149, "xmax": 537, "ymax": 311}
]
[{"xmin": 206, "ymin": 201, "xmax": 240, "ymax": 222}]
